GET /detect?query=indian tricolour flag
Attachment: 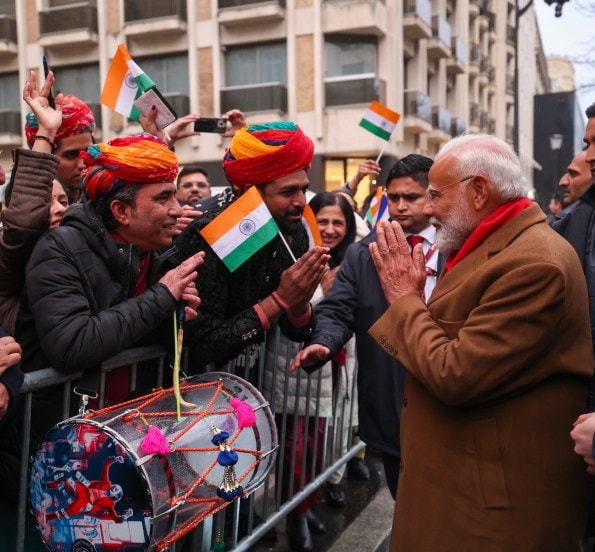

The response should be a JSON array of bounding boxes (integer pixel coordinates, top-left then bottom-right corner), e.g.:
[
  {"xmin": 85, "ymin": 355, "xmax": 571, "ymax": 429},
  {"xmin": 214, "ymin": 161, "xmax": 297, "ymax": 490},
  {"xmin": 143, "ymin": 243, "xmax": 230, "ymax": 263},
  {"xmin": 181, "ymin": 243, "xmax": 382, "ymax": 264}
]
[
  {"xmin": 200, "ymin": 186, "xmax": 280, "ymax": 272},
  {"xmin": 365, "ymin": 187, "xmax": 389, "ymax": 229},
  {"xmin": 359, "ymin": 101, "xmax": 401, "ymax": 141},
  {"xmin": 100, "ymin": 43, "xmax": 156, "ymax": 122},
  {"xmin": 301, "ymin": 204, "xmax": 322, "ymax": 249}
]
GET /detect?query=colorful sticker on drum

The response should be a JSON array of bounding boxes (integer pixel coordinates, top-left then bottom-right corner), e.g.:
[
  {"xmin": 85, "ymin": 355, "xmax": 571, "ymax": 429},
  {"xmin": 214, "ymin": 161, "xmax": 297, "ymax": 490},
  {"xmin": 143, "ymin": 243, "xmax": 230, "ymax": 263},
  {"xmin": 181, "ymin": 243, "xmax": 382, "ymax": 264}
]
[{"xmin": 30, "ymin": 422, "xmax": 152, "ymax": 552}]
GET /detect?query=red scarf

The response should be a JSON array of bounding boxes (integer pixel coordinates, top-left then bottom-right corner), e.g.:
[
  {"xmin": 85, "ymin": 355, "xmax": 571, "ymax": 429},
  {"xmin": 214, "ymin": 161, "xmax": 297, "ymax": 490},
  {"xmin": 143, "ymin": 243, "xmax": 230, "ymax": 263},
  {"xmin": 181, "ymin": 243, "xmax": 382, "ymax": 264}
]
[{"xmin": 444, "ymin": 197, "xmax": 532, "ymax": 272}]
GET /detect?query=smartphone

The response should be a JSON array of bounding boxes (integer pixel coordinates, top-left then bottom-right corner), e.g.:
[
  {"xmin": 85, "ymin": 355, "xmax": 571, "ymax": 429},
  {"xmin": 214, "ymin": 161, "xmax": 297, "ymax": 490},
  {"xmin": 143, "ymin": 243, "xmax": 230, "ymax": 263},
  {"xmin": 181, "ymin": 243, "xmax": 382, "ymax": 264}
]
[
  {"xmin": 42, "ymin": 55, "xmax": 55, "ymax": 109},
  {"xmin": 193, "ymin": 117, "xmax": 227, "ymax": 133}
]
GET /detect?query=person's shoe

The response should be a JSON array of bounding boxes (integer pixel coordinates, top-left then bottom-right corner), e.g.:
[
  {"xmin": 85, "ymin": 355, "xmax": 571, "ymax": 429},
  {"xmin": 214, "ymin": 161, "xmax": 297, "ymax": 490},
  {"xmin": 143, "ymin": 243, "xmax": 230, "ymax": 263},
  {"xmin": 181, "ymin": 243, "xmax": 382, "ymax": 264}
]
[
  {"xmin": 347, "ymin": 456, "xmax": 371, "ymax": 480},
  {"xmin": 325, "ymin": 482, "xmax": 346, "ymax": 507},
  {"xmin": 286, "ymin": 512, "xmax": 313, "ymax": 552},
  {"xmin": 304, "ymin": 508, "xmax": 326, "ymax": 534}
]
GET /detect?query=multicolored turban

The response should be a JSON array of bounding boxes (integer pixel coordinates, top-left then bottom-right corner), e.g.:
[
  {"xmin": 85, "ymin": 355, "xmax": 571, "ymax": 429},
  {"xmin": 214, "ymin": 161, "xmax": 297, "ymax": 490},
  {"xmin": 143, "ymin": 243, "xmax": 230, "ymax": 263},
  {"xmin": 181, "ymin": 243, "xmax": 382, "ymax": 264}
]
[
  {"xmin": 222, "ymin": 122, "xmax": 314, "ymax": 191},
  {"xmin": 80, "ymin": 134, "xmax": 178, "ymax": 202},
  {"xmin": 25, "ymin": 94, "xmax": 96, "ymax": 148}
]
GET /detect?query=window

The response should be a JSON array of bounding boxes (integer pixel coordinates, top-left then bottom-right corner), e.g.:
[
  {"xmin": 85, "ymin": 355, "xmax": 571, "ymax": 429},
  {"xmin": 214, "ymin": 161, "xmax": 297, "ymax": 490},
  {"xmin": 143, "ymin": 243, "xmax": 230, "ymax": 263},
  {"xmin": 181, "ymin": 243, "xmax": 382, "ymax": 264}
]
[
  {"xmin": 137, "ymin": 54, "xmax": 189, "ymax": 95},
  {"xmin": 324, "ymin": 36, "xmax": 381, "ymax": 106},
  {"xmin": 0, "ymin": 73, "xmax": 19, "ymax": 110},
  {"xmin": 0, "ymin": 0, "xmax": 16, "ymax": 17},
  {"xmin": 325, "ymin": 36, "xmax": 376, "ymax": 78},
  {"xmin": 225, "ymin": 42, "xmax": 287, "ymax": 87},
  {"xmin": 53, "ymin": 64, "xmax": 100, "ymax": 103},
  {"xmin": 324, "ymin": 158, "xmax": 374, "ymax": 208}
]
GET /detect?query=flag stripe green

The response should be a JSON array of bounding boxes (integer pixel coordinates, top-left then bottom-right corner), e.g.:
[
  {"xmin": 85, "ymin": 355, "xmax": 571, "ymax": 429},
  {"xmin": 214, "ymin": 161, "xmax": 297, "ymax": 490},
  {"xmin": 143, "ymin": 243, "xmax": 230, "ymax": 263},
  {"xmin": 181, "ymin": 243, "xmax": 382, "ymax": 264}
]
[
  {"xmin": 359, "ymin": 118, "xmax": 391, "ymax": 141},
  {"xmin": 222, "ymin": 218, "xmax": 279, "ymax": 272}
]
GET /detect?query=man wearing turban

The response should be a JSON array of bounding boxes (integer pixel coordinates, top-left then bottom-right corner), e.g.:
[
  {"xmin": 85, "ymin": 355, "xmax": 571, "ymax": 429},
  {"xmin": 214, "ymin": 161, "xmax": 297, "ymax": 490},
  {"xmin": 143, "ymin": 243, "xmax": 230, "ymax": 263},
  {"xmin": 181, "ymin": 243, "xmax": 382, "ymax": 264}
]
[
  {"xmin": 24, "ymin": 90, "xmax": 96, "ymax": 203},
  {"xmin": 0, "ymin": 133, "xmax": 204, "ymax": 507},
  {"xmin": 172, "ymin": 122, "xmax": 329, "ymax": 373}
]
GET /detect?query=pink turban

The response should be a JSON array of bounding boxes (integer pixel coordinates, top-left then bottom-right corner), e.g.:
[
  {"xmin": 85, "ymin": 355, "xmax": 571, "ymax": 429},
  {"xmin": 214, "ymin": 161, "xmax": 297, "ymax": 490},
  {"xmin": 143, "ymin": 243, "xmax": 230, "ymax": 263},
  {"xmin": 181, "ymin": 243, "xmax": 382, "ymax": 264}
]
[
  {"xmin": 222, "ymin": 122, "xmax": 314, "ymax": 191},
  {"xmin": 80, "ymin": 134, "xmax": 178, "ymax": 202},
  {"xmin": 25, "ymin": 94, "xmax": 96, "ymax": 148}
]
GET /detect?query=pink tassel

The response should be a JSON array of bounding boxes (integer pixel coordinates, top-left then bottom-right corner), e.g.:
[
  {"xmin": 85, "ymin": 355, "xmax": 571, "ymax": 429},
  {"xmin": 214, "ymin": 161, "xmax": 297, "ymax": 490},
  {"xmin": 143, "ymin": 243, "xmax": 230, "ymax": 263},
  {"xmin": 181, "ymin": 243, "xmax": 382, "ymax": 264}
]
[
  {"xmin": 230, "ymin": 397, "xmax": 256, "ymax": 428},
  {"xmin": 141, "ymin": 425, "xmax": 170, "ymax": 455}
]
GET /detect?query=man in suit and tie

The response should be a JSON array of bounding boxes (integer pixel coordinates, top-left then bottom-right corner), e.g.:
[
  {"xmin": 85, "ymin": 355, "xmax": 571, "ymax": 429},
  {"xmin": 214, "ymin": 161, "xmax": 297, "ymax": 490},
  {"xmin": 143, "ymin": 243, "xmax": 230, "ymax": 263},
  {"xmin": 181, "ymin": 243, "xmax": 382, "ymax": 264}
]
[{"xmin": 291, "ymin": 154, "xmax": 440, "ymax": 501}]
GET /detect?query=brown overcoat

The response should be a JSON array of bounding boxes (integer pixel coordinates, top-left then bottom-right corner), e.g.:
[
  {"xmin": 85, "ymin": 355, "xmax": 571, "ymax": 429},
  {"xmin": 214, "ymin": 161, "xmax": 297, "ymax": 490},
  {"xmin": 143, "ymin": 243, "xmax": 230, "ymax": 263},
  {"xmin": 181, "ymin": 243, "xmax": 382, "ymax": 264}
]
[{"xmin": 369, "ymin": 204, "xmax": 593, "ymax": 552}]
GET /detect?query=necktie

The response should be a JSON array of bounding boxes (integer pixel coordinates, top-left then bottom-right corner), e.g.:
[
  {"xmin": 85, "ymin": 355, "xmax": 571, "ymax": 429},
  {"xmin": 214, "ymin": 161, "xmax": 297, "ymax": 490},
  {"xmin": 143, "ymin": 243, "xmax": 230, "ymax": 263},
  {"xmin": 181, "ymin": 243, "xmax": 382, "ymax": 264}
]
[{"xmin": 406, "ymin": 235, "xmax": 424, "ymax": 257}]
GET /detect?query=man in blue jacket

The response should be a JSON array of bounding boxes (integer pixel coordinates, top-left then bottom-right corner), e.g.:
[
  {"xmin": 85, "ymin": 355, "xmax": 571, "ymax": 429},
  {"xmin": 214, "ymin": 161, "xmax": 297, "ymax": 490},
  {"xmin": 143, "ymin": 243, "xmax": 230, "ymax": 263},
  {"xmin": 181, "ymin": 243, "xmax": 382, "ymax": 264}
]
[{"xmin": 291, "ymin": 154, "xmax": 440, "ymax": 499}]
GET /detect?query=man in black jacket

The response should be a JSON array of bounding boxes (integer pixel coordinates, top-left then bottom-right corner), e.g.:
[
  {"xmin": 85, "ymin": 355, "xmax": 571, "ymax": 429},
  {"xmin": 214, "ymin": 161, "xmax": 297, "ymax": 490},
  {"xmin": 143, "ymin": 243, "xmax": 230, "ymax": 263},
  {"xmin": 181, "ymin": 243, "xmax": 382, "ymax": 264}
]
[
  {"xmin": 173, "ymin": 122, "xmax": 329, "ymax": 372},
  {"xmin": 0, "ymin": 134, "xmax": 203, "ymax": 504},
  {"xmin": 291, "ymin": 154, "xmax": 440, "ymax": 500}
]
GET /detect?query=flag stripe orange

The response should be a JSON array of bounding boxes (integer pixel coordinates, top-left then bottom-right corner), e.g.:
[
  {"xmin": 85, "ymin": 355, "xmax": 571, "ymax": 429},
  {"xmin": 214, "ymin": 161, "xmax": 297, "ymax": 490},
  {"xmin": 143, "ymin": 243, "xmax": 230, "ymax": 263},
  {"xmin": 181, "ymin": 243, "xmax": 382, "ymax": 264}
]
[
  {"xmin": 200, "ymin": 187, "xmax": 265, "ymax": 244},
  {"xmin": 369, "ymin": 100, "xmax": 400, "ymax": 124},
  {"xmin": 101, "ymin": 45, "xmax": 131, "ymax": 109}
]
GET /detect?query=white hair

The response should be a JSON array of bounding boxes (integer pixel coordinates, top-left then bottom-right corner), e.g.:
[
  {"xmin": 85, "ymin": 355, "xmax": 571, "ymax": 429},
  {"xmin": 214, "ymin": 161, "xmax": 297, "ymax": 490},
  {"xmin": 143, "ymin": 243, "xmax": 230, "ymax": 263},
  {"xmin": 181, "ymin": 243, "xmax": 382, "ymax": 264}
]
[{"xmin": 435, "ymin": 134, "xmax": 528, "ymax": 201}]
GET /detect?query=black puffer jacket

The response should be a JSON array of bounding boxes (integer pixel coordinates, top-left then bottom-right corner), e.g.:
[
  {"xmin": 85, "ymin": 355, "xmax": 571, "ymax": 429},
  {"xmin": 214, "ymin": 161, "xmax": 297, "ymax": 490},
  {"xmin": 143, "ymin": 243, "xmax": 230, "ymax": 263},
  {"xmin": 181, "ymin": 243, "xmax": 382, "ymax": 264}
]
[{"xmin": 16, "ymin": 201, "xmax": 178, "ymax": 374}]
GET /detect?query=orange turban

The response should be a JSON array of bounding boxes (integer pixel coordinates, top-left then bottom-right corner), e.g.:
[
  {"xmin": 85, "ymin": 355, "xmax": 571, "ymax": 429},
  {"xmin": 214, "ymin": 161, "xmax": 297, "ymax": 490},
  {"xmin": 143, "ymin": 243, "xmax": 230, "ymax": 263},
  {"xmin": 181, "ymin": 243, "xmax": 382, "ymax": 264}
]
[
  {"xmin": 222, "ymin": 122, "xmax": 314, "ymax": 191},
  {"xmin": 25, "ymin": 94, "xmax": 96, "ymax": 148},
  {"xmin": 80, "ymin": 134, "xmax": 178, "ymax": 202}
]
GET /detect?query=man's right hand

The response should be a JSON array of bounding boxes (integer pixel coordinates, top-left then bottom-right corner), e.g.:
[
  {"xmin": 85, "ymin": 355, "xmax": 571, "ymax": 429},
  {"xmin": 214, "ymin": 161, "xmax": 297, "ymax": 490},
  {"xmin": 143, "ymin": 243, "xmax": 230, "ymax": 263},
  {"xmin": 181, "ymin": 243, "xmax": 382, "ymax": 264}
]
[
  {"xmin": 290, "ymin": 344, "xmax": 331, "ymax": 372},
  {"xmin": 173, "ymin": 205, "xmax": 202, "ymax": 236},
  {"xmin": 159, "ymin": 251, "xmax": 205, "ymax": 301},
  {"xmin": 276, "ymin": 247, "xmax": 330, "ymax": 313}
]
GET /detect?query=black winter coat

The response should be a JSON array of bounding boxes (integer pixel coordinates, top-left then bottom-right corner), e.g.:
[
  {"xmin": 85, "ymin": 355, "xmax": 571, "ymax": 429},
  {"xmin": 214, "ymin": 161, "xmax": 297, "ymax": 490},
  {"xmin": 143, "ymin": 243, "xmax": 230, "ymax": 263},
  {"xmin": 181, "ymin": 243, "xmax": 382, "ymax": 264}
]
[{"xmin": 16, "ymin": 201, "xmax": 178, "ymax": 374}]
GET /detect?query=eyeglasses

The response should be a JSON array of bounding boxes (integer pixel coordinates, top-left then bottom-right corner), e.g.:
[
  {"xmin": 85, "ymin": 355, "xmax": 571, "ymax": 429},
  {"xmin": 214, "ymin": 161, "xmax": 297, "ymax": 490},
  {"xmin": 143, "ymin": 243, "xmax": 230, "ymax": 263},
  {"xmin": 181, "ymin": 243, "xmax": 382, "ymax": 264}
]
[
  {"xmin": 426, "ymin": 175, "xmax": 474, "ymax": 204},
  {"xmin": 181, "ymin": 181, "xmax": 210, "ymax": 189}
]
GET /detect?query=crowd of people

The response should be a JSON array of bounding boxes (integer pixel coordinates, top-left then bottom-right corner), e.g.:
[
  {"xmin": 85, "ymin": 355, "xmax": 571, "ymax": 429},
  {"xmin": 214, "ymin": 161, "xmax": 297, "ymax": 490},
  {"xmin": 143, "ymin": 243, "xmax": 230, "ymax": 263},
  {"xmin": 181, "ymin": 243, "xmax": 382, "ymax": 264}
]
[{"xmin": 1, "ymin": 67, "xmax": 595, "ymax": 552}]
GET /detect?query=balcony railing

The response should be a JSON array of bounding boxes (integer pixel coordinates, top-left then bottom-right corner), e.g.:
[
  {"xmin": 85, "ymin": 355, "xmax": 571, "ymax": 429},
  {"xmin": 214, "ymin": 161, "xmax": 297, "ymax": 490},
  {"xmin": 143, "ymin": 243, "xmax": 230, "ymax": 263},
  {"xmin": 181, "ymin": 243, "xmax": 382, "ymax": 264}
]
[
  {"xmin": 470, "ymin": 102, "xmax": 480, "ymax": 126},
  {"xmin": 0, "ymin": 15, "xmax": 17, "ymax": 44},
  {"xmin": 431, "ymin": 105, "xmax": 451, "ymax": 134},
  {"xmin": 221, "ymin": 82, "xmax": 287, "ymax": 113},
  {"xmin": 506, "ymin": 24, "xmax": 516, "ymax": 45},
  {"xmin": 431, "ymin": 14, "xmax": 451, "ymax": 46},
  {"xmin": 469, "ymin": 42, "xmax": 479, "ymax": 64},
  {"xmin": 403, "ymin": 0, "xmax": 431, "ymax": 27},
  {"xmin": 404, "ymin": 90, "xmax": 431, "ymax": 122},
  {"xmin": 451, "ymin": 116, "xmax": 467, "ymax": 137},
  {"xmin": 124, "ymin": 0, "xmax": 187, "ymax": 22},
  {"xmin": 219, "ymin": 0, "xmax": 285, "ymax": 8},
  {"xmin": 451, "ymin": 37, "xmax": 467, "ymax": 65},
  {"xmin": 39, "ymin": 1, "xmax": 98, "ymax": 35},
  {"xmin": 0, "ymin": 109, "xmax": 21, "ymax": 135},
  {"xmin": 325, "ymin": 75, "xmax": 385, "ymax": 107}
]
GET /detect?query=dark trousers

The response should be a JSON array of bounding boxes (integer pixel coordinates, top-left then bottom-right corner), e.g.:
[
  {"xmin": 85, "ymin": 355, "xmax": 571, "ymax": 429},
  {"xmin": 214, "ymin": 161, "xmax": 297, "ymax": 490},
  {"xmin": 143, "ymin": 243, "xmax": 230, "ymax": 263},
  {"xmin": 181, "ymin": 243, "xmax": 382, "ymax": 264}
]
[{"xmin": 381, "ymin": 451, "xmax": 400, "ymax": 500}]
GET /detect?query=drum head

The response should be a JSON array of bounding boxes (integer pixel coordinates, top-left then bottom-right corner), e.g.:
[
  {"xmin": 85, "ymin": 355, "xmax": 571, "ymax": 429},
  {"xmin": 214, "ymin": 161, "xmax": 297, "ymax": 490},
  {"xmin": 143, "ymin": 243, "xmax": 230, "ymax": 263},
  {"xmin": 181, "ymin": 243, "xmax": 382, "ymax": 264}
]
[{"xmin": 30, "ymin": 421, "xmax": 153, "ymax": 552}]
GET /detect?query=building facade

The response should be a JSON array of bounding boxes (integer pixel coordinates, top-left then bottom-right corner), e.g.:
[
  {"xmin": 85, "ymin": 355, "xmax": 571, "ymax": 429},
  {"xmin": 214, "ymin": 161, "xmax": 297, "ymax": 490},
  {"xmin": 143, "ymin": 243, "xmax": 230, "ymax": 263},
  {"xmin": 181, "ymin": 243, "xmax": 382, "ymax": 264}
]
[{"xmin": 0, "ymin": 0, "xmax": 550, "ymax": 201}]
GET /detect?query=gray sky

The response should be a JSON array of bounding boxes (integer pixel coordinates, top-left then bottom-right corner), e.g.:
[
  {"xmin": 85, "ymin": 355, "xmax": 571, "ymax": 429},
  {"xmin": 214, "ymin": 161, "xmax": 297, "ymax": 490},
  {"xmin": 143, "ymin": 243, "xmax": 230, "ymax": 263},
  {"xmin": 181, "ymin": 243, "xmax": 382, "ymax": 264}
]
[{"xmin": 534, "ymin": 0, "xmax": 594, "ymax": 114}]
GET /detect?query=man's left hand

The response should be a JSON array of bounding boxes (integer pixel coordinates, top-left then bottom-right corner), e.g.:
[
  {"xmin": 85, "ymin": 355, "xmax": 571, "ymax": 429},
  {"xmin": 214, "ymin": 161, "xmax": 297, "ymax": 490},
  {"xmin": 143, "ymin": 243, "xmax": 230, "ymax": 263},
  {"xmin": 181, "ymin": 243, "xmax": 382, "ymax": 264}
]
[
  {"xmin": 369, "ymin": 221, "xmax": 426, "ymax": 304},
  {"xmin": 571, "ymin": 413, "xmax": 595, "ymax": 474}
]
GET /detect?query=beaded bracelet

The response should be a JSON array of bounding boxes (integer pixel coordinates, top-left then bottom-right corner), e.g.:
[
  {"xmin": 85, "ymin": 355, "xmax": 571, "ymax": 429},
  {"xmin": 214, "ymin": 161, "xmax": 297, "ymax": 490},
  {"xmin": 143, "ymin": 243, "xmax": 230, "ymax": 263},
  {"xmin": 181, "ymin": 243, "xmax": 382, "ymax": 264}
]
[{"xmin": 34, "ymin": 135, "xmax": 57, "ymax": 151}]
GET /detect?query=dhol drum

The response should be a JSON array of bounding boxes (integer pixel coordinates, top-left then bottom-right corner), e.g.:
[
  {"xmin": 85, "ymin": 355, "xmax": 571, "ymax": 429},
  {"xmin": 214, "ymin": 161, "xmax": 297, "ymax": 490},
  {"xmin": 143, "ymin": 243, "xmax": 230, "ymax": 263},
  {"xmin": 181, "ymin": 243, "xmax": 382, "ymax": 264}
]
[{"xmin": 29, "ymin": 372, "xmax": 278, "ymax": 552}]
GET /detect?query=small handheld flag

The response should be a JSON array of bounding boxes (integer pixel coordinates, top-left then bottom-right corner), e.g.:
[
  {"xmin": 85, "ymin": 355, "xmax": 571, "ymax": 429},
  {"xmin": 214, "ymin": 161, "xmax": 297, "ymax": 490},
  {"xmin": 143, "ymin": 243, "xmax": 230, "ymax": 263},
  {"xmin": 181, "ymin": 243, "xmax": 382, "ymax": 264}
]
[
  {"xmin": 359, "ymin": 101, "xmax": 400, "ymax": 142},
  {"xmin": 301, "ymin": 204, "xmax": 322, "ymax": 249},
  {"xmin": 200, "ymin": 187, "xmax": 280, "ymax": 272},
  {"xmin": 365, "ymin": 187, "xmax": 389, "ymax": 229},
  {"xmin": 101, "ymin": 44, "xmax": 157, "ymax": 122}
]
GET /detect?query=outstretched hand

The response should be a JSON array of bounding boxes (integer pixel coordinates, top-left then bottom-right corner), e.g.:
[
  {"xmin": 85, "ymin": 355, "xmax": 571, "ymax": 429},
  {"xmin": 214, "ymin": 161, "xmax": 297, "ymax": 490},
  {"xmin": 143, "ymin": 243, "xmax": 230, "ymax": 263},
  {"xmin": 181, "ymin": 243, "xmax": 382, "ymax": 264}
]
[
  {"xmin": 290, "ymin": 344, "xmax": 331, "ymax": 372},
  {"xmin": 369, "ymin": 221, "xmax": 426, "ymax": 304}
]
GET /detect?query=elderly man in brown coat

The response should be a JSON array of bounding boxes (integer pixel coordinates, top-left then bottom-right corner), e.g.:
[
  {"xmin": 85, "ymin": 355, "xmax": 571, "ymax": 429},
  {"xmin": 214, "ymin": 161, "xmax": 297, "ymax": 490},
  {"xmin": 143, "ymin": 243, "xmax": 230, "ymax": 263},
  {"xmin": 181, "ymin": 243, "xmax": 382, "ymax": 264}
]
[{"xmin": 368, "ymin": 133, "xmax": 593, "ymax": 551}]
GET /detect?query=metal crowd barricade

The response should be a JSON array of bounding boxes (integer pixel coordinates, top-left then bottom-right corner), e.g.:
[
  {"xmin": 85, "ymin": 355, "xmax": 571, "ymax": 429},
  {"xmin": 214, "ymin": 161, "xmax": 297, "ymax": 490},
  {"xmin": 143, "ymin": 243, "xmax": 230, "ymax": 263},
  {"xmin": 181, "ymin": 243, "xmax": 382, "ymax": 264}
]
[{"xmin": 15, "ymin": 330, "xmax": 362, "ymax": 552}]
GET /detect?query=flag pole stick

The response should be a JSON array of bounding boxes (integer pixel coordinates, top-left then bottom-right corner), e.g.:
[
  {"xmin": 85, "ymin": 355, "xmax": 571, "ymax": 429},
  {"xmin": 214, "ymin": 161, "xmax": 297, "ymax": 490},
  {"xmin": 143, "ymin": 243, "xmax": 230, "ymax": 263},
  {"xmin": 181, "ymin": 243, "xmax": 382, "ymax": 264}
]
[
  {"xmin": 278, "ymin": 232, "xmax": 297, "ymax": 263},
  {"xmin": 374, "ymin": 141, "xmax": 388, "ymax": 164}
]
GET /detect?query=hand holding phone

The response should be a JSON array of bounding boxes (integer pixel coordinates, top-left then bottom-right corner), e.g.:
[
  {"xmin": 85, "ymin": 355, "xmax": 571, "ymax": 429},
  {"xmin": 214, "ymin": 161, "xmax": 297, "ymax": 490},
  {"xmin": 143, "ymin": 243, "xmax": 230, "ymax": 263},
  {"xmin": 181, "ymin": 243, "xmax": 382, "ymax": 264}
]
[{"xmin": 193, "ymin": 117, "xmax": 228, "ymax": 133}]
